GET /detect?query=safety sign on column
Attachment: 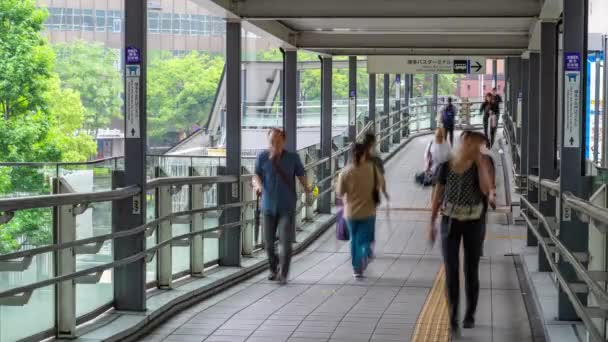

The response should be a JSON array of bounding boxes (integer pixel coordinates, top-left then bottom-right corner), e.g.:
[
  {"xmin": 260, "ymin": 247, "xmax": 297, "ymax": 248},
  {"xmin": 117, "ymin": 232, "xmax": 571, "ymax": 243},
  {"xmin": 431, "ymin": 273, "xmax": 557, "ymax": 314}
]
[
  {"xmin": 125, "ymin": 46, "xmax": 141, "ymax": 139},
  {"xmin": 563, "ymin": 52, "xmax": 581, "ymax": 148}
]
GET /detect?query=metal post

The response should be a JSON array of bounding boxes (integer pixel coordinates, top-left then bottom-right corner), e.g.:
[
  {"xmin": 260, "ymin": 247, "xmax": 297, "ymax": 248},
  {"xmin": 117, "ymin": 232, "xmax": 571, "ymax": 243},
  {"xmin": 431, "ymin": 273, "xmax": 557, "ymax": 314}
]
[
  {"xmin": 594, "ymin": 51, "xmax": 601, "ymax": 163},
  {"xmin": 283, "ymin": 49, "xmax": 297, "ymax": 152},
  {"xmin": 527, "ymin": 53, "xmax": 540, "ymax": 248},
  {"xmin": 381, "ymin": 74, "xmax": 390, "ymax": 152},
  {"xmin": 319, "ymin": 57, "xmax": 332, "ymax": 214},
  {"xmin": 603, "ymin": 35, "xmax": 608, "ymax": 167},
  {"xmin": 431, "ymin": 74, "xmax": 438, "ymax": 130},
  {"xmin": 538, "ymin": 20, "xmax": 558, "ymax": 272},
  {"xmin": 403, "ymin": 74, "xmax": 410, "ymax": 137},
  {"xmin": 492, "ymin": 59, "xmax": 498, "ymax": 89},
  {"xmin": 505, "ymin": 58, "xmax": 511, "ymax": 118},
  {"xmin": 157, "ymin": 181, "xmax": 172, "ymax": 288},
  {"xmin": 54, "ymin": 178, "xmax": 76, "ymax": 338},
  {"xmin": 219, "ymin": 20, "xmax": 242, "ymax": 267},
  {"xmin": 369, "ymin": 73, "xmax": 376, "ymax": 129},
  {"xmin": 114, "ymin": 0, "xmax": 146, "ymax": 312},
  {"xmin": 393, "ymin": 74, "xmax": 401, "ymax": 144},
  {"xmin": 603, "ymin": 34, "xmax": 608, "ymax": 167},
  {"xmin": 348, "ymin": 56, "xmax": 357, "ymax": 142},
  {"xmin": 558, "ymin": 0, "xmax": 590, "ymax": 320},
  {"xmin": 190, "ymin": 168, "xmax": 205, "ymax": 276},
  {"xmin": 520, "ymin": 57, "xmax": 530, "ymax": 222}
]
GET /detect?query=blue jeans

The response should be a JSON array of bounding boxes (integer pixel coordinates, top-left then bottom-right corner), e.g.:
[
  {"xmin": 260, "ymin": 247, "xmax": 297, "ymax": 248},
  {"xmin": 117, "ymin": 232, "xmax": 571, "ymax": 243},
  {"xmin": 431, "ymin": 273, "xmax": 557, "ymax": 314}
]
[{"xmin": 346, "ymin": 216, "xmax": 375, "ymax": 273}]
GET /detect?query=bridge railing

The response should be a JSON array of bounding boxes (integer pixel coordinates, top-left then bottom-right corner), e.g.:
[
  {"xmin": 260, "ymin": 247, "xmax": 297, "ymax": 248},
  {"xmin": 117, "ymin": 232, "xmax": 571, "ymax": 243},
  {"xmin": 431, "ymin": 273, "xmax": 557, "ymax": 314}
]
[{"xmin": 524, "ymin": 176, "xmax": 608, "ymax": 342}]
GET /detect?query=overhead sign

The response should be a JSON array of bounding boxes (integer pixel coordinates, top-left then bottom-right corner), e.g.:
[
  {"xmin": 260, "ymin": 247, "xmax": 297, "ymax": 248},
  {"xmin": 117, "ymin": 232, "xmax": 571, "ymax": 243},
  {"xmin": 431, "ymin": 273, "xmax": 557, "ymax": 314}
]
[
  {"xmin": 367, "ymin": 56, "xmax": 486, "ymax": 74},
  {"xmin": 125, "ymin": 65, "xmax": 141, "ymax": 139},
  {"xmin": 564, "ymin": 52, "xmax": 581, "ymax": 148}
]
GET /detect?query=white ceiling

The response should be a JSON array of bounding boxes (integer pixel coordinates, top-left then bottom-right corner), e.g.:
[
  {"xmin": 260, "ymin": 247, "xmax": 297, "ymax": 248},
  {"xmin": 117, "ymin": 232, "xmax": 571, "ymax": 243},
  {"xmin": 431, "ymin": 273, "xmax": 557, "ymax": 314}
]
[{"xmin": 196, "ymin": 0, "xmax": 547, "ymax": 56}]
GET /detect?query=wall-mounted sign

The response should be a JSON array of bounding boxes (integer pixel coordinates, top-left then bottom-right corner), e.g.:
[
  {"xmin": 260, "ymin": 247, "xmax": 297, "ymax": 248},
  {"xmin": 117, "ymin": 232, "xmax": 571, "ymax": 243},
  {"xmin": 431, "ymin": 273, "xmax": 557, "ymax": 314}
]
[
  {"xmin": 125, "ymin": 65, "xmax": 141, "ymax": 139},
  {"xmin": 563, "ymin": 52, "xmax": 581, "ymax": 148},
  {"xmin": 367, "ymin": 56, "xmax": 486, "ymax": 74}
]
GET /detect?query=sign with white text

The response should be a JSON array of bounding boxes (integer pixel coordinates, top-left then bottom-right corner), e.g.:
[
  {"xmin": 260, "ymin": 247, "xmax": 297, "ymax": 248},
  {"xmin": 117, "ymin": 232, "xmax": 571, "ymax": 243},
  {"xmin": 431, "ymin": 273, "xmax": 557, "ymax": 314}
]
[
  {"xmin": 564, "ymin": 52, "xmax": 581, "ymax": 148},
  {"xmin": 367, "ymin": 56, "xmax": 486, "ymax": 74}
]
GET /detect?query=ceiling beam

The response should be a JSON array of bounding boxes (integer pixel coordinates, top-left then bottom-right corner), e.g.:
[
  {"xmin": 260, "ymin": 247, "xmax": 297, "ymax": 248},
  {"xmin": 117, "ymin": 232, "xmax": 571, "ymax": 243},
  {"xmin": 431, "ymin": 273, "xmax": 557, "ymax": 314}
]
[
  {"xmin": 308, "ymin": 48, "xmax": 525, "ymax": 57},
  {"xmin": 247, "ymin": 20, "xmax": 297, "ymax": 48},
  {"xmin": 296, "ymin": 32, "xmax": 530, "ymax": 50},
  {"xmin": 234, "ymin": 0, "xmax": 542, "ymax": 18}
]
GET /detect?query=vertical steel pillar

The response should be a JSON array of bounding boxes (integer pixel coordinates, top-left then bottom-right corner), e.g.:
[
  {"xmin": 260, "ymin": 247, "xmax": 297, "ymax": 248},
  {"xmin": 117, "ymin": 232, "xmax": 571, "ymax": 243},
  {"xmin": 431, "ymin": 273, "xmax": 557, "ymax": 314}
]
[
  {"xmin": 114, "ymin": 0, "xmax": 146, "ymax": 312},
  {"xmin": 431, "ymin": 74, "xmax": 438, "ymax": 130},
  {"xmin": 510, "ymin": 58, "xmax": 522, "ymax": 144},
  {"xmin": 505, "ymin": 58, "xmax": 512, "ymax": 118},
  {"xmin": 520, "ymin": 58, "xmax": 530, "ymax": 246},
  {"xmin": 381, "ymin": 74, "xmax": 390, "ymax": 152},
  {"xmin": 283, "ymin": 49, "xmax": 297, "ymax": 152},
  {"xmin": 348, "ymin": 56, "xmax": 357, "ymax": 142},
  {"xmin": 558, "ymin": 0, "xmax": 590, "ymax": 320},
  {"xmin": 369, "ymin": 73, "xmax": 376, "ymax": 129},
  {"xmin": 319, "ymin": 57, "xmax": 332, "ymax": 214},
  {"xmin": 594, "ymin": 51, "xmax": 601, "ymax": 163},
  {"xmin": 538, "ymin": 20, "xmax": 558, "ymax": 272},
  {"xmin": 393, "ymin": 74, "xmax": 401, "ymax": 143},
  {"xmin": 403, "ymin": 74, "xmax": 411, "ymax": 137},
  {"xmin": 603, "ymin": 35, "xmax": 608, "ymax": 167},
  {"xmin": 492, "ymin": 59, "xmax": 498, "ymax": 89},
  {"xmin": 219, "ymin": 20, "xmax": 242, "ymax": 267},
  {"xmin": 527, "ymin": 53, "xmax": 540, "ymax": 248}
]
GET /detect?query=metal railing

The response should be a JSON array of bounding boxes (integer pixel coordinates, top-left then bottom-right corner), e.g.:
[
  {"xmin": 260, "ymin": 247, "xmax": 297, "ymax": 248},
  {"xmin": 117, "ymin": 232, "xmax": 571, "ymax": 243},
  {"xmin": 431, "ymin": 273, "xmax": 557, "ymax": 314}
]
[
  {"xmin": 524, "ymin": 175, "xmax": 608, "ymax": 341},
  {"xmin": 0, "ymin": 98, "xmax": 496, "ymax": 341}
]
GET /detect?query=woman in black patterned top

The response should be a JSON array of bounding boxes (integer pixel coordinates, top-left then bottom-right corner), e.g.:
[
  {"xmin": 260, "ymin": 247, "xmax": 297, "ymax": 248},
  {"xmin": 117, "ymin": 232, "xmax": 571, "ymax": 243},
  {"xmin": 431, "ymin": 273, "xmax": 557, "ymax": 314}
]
[{"xmin": 428, "ymin": 131, "xmax": 493, "ymax": 337}]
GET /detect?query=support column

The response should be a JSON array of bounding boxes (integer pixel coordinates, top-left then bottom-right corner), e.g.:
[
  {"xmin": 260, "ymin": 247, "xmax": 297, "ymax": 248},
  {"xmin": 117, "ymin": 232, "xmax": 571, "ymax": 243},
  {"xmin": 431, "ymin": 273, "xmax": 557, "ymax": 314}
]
[
  {"xmin": 520, "ymin": 56, "xmax": 530, "ymax": 215},
  {"xmin": 319, "ymin": 57, "xmax": 332, "ymax": 214},
  {"xmin": 431, "ymin": 74, "xmax": 438, "ymax": 130},
  {"xmin": 381, "ymin": 74, "xmax": 390, "ymax": 152},
  {"xmin": 348, "ymin": 56, "xmax": 357, "ymax": 142},
  {"xmin": 219, "ymin": 20, "xmax": 242, "ymax": 267},
  {"xmin": 369, "ymin": 73, "xmax": 376, "ymax": 129},
  {"xmin": 505, "ymin": 58, "xmax": 512, "ymax": 118},
  {"xmin": 603, "ymin": 35, "xmax": 608, "ymax": 167},
  {"xmin": 283, "ymin": 49, "xmax": 297, "ymax": 152},
  {"xmin": 558, "ymin": 0, "xmax": 589, "ymax": 320},
  {"xmin": 526, "ymin": 53, "xmax": 540, "ymax": 248},
  {"xmin": 593, "ymin": 51, "xmax": 601, "ymax": 163},
  {"xmin": 403, "ymin": 74, "xmax": 410, "ymax": 137},
  {"xmin": 492, "ymin": 59, "xmax": 498, "ymax": 89},
  {"xmin": 393, "ymin": 74, "xmax": 401, "ymax": 143},
  {"xmin": 114, "ymin": 0, "xmax": 146, "ymax": 312},
  {"xmin": 538, "ymin": 20, "xmax": 558, "ymax": 272}
]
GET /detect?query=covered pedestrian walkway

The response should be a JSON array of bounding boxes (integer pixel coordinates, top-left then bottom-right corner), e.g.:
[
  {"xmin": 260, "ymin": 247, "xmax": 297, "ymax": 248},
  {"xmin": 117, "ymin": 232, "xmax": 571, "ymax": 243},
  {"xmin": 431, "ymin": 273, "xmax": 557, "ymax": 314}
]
[{"xmin": 132, "ymin": 131, "xmax": 533, "ymax": 342}]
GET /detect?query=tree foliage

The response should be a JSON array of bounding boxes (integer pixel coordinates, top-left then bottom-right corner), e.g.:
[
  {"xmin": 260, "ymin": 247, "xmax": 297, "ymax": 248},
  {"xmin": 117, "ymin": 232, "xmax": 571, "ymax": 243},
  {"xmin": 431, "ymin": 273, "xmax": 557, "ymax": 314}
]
[
  {"xmin": 53, "ymin": 41, "xmax": 122, "ymax": 133},
  {"xmin": 0, "ymin": 0, "xmax": 96, "ymax": 254},
  {"xmin": 147, "ymin": 52, "xmax": 224, "ymax": 146},
  {"xmin": 0, "ymin": 0, "xmax": 53, "ymax": 120}
]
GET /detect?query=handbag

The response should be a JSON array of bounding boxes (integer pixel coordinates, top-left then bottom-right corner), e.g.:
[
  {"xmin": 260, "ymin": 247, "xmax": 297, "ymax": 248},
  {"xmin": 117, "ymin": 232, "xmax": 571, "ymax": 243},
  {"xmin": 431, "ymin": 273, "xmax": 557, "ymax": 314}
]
[
  {"xmin": 335, "ymin": 207, "xmax": 349, "ymax": 241},
  {"xmin": 372, "ymin": 163, "xmax": 381, "ymax": 206}
]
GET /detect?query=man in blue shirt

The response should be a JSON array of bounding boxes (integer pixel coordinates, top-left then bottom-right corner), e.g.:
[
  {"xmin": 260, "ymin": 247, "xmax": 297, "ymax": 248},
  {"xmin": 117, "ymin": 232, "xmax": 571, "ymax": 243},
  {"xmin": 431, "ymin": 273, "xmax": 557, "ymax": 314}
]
[{"xmin": 253, "ymin": 128, "xmax": 310, "ymax": 285}]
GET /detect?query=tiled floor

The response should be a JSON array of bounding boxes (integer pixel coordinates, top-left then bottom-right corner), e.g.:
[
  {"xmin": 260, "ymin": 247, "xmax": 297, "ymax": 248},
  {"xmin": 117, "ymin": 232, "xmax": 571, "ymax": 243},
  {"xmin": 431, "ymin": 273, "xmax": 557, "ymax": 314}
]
[{"xmin": 138, "ymin": 134, "xmax": 534, "ymax": 342}]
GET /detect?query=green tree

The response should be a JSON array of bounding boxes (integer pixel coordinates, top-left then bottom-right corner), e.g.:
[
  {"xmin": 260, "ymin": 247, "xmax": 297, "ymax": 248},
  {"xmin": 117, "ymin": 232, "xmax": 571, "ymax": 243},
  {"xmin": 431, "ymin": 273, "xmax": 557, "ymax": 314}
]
[
  {"xmin": 0, "ymin": 0, "xmax": 53, "ymax": 120},
  {"xmin": 147, "ymin": 52, "xmax": 224, "ymax": 146},
  {"xmin": 0, "ymin": 0, "xmax": 96, "ymax": 253},
  {"xmin": 53, "ymin": 41, "xmax": 122, "ymax": 134}
]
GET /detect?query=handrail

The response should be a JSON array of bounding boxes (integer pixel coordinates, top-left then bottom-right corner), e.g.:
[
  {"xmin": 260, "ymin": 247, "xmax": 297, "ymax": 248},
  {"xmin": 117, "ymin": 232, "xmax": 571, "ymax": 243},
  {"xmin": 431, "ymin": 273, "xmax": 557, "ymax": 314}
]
[
  {"xmin": 520, "ymin": 206, "xmax": 604, "ymax": 342},
  {"xmin": 541, "ymin": 179, "xmax": 560, "ymax": 193},
  {"xmin": 522, "ymin": 196, "xmax": 608, "ymax": 311},
  {"xmin": 528, "ymin": 175, "xmax": 540, "ymax": 185},
  {"xmin": 563, "ymin": 191, "xmax": 608, "ymax": 229},
  {"xmin": 0, "ymin": 185, "xmax": 140, "ymax": 212},
  {"xmin": 146, "ymin": 175, "xmax": 238, "ymax": 189}
]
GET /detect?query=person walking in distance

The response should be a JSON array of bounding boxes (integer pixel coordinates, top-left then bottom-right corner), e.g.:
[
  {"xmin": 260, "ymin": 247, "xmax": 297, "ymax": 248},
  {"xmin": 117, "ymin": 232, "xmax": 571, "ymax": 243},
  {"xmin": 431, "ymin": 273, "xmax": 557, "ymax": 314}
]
[
  {"xmin": 337, "ymin": 143, "xmax": 384, "ymax": 278},
  {"xmin": 480, "ymin": 93, "xmax": 498, "ymax": 148},
  {"xmin": 429, "ymin": 131, "xmax": 493, "ymax": 337},
  {"xmin": 253, "ymin": 128, "xmax": 311, "ymax": 285},
  {"xmin": 492, "ymin": 87, "xmax": 502, "ymax": 113},
  {"xmin": 441, "ymin": 97, "xmax": 457, "ymax": 146}
]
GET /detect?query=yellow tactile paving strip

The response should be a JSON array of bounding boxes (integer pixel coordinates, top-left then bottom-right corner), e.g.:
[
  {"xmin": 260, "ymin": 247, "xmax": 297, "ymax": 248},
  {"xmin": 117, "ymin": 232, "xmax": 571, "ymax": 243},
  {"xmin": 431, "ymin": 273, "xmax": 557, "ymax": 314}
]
[{"xmin": 411, "ymin": 266, "xmax": 451, "ymax": 342}]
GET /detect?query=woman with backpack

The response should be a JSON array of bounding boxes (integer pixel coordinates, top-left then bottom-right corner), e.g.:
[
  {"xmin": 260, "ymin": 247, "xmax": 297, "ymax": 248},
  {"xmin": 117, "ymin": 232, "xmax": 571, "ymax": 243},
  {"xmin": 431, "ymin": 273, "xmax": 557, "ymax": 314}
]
[
  {"xmin": 428, "ymin": 131, "xmax": 494, "ymax": 337},
  {"xmin": 337, "ymin": 143, "xmax": 384, "ymax": 278}
]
